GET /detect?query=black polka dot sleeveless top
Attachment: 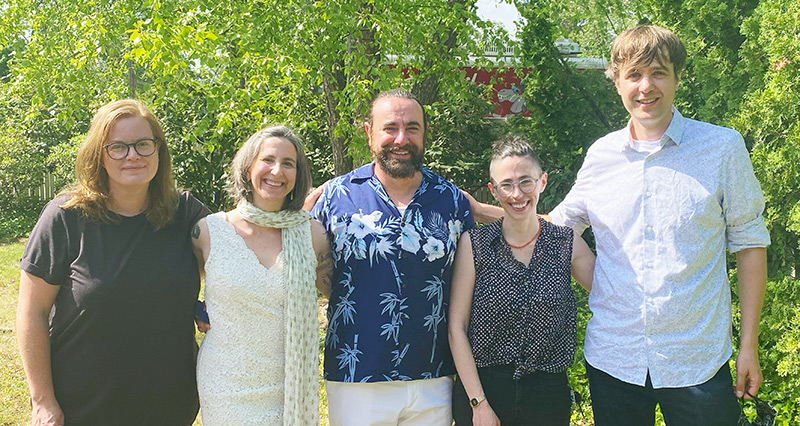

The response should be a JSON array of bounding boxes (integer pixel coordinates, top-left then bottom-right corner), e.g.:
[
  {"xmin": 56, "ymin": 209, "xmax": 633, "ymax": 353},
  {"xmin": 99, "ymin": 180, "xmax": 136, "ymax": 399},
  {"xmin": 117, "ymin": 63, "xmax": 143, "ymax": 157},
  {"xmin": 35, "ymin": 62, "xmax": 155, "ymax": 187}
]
[{"xmin": 466, "ymin": 218, "xmax": 577, "ymax": 379}]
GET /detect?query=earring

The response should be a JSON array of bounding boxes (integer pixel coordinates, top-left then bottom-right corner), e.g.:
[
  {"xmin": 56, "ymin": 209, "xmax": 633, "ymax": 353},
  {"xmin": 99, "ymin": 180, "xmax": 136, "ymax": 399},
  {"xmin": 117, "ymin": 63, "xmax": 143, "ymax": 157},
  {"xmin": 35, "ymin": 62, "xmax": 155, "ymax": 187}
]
[{"xmin": 289, "ymin": 191, "xmax": 294, "ymax": 201}]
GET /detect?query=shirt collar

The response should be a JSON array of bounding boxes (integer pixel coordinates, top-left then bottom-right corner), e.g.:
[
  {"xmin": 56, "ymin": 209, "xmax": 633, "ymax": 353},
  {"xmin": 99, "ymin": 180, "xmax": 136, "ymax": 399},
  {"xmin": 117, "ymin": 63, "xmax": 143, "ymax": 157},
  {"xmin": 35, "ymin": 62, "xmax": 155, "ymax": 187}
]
[
  {"xmin": 350, "ymin": 163, "xmax": 376, "ymax": 182},
  {"xmin": 621, "ymin": 107, "xmax": 687, "ymax": 152},
  {"xmin": 485, "ymin": 219, "xmax": 504, "ymax": 245}
]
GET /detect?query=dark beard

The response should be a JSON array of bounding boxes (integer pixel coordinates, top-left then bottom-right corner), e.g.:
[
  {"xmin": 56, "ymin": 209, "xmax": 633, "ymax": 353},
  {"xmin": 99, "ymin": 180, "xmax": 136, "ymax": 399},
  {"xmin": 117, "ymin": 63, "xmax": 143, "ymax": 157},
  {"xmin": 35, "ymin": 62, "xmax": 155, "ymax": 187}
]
[{"xmin": 376, "ymin": 144, "xmax": 424, "ymax": 179}]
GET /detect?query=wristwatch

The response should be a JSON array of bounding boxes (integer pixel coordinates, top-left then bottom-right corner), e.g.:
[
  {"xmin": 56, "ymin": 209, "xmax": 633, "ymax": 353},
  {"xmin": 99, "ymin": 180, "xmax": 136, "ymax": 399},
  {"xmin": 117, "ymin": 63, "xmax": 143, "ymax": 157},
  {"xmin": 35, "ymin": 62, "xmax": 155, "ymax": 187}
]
[{"xmin": 469, "ymin": 395, "xmax": 486, "ymax": 407}]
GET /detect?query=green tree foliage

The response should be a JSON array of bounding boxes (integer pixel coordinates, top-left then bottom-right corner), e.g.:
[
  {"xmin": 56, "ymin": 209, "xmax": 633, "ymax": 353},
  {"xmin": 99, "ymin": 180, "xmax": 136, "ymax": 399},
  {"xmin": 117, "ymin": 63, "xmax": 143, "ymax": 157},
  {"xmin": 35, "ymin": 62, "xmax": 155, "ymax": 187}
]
[
  {"xmin": 732, "ymin": 1, "xmax": 800, "ymax": 421},
  {"xmin": 509, "ymin": 1, "xmax": 627, "ymax": 212},
  {"xmin": 0, "ymin": 0, "xmax": 508, "ymax": 212},
  {"xmin": 634, "ymin": 0, "xmax": 760, "ymax": 125}
]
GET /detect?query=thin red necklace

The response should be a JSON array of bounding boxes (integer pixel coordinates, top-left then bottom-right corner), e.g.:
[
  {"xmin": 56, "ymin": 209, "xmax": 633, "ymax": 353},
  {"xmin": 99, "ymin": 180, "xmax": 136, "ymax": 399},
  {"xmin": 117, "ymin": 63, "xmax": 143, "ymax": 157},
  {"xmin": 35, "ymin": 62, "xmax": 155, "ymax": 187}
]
[{"xmin": 503, "ymin": 221, "xmax": 541, "ymax": 249}]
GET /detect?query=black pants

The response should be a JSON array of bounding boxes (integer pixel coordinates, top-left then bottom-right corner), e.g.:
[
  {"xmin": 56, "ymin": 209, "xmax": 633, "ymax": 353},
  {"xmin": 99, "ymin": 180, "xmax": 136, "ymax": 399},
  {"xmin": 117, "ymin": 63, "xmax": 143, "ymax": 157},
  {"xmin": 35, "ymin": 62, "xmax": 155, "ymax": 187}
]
[
  {"xmin": 452, "ymin": 365, "xmax": 571, "ymax": 426},
  {"xmin": 586, "ymin": 362, "xmax": 740, "ymax": 426}
]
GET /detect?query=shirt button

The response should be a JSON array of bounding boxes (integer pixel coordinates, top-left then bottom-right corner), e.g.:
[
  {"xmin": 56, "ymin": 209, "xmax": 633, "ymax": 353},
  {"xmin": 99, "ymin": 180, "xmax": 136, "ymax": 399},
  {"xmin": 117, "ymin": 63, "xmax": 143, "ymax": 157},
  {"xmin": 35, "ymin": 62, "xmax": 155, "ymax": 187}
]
[
  {"xmin": 645, "ymin": 191, "xmax": 652, "ymax": 197},
  {"xmin": 402, "ymin": 253, "xmax": 407, "ymax": 259},
  {"xmin": 647, "ymin": 261, "xmax": 654, "ymax": 269}
]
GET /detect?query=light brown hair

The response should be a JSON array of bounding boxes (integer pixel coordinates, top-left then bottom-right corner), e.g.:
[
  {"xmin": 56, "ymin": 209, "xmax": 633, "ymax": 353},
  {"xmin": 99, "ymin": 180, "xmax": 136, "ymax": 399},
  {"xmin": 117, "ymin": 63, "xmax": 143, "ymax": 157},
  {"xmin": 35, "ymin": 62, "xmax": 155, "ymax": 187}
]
[
  {"xmin": 61, "ymin": 99, "xmax": 179, "ymax": 229},
  {"xmin": 605, "ymin": 24, "xmax": 687, "ymax": 80},
  {"xmin": 227, "ymin": 125, "xmax": 312, "ymax": 211}
]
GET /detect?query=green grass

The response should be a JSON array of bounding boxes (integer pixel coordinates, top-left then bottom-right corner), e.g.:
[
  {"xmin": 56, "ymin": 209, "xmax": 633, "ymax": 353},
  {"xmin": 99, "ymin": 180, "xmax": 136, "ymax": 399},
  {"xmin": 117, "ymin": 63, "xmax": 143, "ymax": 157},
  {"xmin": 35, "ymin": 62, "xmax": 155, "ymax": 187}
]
[{"xmin": 0, "ymin": 240, "xmax": 29, "ymax": 426}]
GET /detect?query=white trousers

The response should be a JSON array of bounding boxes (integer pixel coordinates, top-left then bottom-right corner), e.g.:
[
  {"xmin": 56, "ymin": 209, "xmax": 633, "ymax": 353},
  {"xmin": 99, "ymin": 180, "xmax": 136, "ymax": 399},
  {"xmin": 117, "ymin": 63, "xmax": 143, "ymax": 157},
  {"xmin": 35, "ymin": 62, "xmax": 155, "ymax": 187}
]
[{"xmin": 325, "ymin": 376, "xmax": 453, "ymax": 426}]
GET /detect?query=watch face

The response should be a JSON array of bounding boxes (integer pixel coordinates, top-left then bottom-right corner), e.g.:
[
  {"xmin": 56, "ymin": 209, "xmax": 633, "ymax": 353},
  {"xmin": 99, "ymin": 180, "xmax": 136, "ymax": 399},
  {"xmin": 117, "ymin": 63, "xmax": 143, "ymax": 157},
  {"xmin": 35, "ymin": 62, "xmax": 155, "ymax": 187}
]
[{"xmin": 470, "ymin": 398, "xmax": 479, "ymax": 407}]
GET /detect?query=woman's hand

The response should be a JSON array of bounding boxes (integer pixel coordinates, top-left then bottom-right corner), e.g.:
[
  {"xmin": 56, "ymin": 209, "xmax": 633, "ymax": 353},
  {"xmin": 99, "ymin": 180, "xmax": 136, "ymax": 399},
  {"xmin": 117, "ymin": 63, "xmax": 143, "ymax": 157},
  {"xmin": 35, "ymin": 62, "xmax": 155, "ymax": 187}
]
[
  {"xmin": 472, "ymin": 402, "xmax": 501, "ymax": 426},
  {"xmin": 30, "ymin": 398, "xmax": 64, "ymax": 426}
]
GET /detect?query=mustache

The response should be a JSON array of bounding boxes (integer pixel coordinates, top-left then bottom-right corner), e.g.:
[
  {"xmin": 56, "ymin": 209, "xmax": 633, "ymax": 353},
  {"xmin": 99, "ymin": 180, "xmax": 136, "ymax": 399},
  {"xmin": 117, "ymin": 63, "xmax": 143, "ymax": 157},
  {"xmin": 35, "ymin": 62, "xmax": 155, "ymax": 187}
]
[{"xmin": 383, "ymin": 144, "xmax": 421, "ymax": 156}]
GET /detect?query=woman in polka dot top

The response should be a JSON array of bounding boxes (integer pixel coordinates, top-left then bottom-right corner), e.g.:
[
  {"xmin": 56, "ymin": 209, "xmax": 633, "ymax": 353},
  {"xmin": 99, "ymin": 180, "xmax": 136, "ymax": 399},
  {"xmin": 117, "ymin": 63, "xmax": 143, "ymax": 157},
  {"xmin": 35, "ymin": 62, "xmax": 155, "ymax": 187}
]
[{"xmin": 448, "ymin": 134, "xmax": 595, "ymax": 425}]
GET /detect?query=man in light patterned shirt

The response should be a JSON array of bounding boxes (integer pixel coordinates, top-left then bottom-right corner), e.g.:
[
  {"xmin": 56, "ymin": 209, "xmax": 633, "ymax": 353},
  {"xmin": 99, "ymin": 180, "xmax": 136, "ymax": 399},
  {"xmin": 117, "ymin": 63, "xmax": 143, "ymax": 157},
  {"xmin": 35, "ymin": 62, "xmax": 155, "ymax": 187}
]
[{"xmin": 549, "ymin": 25, "xmax": 770, "ymax": 425}]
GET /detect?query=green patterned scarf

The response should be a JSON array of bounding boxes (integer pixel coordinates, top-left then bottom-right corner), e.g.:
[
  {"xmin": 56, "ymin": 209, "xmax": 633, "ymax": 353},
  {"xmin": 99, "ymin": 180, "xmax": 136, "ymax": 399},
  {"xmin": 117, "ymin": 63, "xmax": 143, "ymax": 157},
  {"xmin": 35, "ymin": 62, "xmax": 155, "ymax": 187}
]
[{"xmin": 236, "ymin": 200, "xmax": 319, "ymax": 426}]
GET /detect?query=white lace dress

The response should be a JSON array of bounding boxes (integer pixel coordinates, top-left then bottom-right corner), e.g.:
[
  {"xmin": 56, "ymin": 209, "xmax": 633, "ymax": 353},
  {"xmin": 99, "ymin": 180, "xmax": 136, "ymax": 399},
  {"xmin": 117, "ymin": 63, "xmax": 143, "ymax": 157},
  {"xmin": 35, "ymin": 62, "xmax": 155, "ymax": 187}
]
[{"xmin": 197, "ymin": 212, "xmax": 286, "ymax": 425}]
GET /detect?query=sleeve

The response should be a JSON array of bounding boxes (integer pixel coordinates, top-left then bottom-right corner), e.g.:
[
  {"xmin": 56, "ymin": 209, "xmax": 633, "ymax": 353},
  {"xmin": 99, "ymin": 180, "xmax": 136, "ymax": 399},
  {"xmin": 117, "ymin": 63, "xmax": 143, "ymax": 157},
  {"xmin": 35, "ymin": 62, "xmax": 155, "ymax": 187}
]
[
  {"xmin": 455, "ymin": 186, "xmax": 476, "ymax": 231},
  {"xmin": 722, "ymin": 133, "xmax": 771, "ymax": 252},
  {"xmin": 19, "ymin": 199, "xmax": 75, "ymax": 286},
  {"xmin": 549, "ymin": 157, "xmax": 592, "ymax": 234},
  {"xmin": 181, "ymin": 191, "xmax": 212, "ymax": 224}
]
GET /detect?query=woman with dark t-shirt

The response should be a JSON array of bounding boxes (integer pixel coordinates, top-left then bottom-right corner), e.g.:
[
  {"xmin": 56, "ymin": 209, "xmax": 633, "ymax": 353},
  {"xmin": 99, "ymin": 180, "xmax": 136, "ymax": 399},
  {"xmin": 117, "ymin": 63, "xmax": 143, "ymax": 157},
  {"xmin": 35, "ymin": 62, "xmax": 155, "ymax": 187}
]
[
  {"xmin": 17, "ymin": 99, "xmax": 209, "ymax": 426},
  {"xmin": 448, "ymin": 135, "xmax": 595, "ymax": 426}
]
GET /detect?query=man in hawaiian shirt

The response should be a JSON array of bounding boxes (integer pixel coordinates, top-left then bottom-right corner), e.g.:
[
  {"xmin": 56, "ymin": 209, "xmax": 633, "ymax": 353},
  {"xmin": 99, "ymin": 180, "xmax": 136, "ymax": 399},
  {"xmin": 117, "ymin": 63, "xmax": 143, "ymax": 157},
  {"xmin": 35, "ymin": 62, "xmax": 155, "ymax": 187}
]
[{"xmin": 311, "ymin": 88, "xmax": 476, "ymax": 425}]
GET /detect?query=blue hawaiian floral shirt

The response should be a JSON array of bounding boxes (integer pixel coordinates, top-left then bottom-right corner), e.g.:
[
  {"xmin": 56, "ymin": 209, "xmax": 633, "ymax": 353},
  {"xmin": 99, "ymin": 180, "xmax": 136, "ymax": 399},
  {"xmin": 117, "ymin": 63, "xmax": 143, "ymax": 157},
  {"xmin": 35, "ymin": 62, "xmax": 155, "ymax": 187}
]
[{"xmin": 312, "ymin": 163, "xmax": 474, "ymax": 383}]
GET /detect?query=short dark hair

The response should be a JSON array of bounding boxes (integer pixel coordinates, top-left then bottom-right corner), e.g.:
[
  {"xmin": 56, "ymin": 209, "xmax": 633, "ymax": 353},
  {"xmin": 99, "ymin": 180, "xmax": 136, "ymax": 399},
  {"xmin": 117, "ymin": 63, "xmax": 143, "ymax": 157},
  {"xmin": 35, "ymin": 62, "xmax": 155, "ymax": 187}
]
[
  {"xmin": 367, "ymin": 88, "xmax": 428, "ymax": 128},
  {"xmin": 228, "ymin": 125, "xmax": 312, "ymax": 211},
  {"xmin": 606, "ymin": 24, "xmax": 687, "ymax": 80},
  {"xmin": 490, "ymin": 134, "xmax": 543, "ymax": 177}
]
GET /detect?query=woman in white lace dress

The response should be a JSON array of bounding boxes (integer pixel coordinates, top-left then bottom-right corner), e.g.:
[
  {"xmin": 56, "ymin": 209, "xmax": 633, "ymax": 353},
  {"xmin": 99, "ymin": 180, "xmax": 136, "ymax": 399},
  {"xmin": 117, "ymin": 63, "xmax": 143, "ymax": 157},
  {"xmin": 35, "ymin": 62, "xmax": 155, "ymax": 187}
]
[{"xmin": 192, "ymin": 126, "xmax": 333, "ymax": 425}]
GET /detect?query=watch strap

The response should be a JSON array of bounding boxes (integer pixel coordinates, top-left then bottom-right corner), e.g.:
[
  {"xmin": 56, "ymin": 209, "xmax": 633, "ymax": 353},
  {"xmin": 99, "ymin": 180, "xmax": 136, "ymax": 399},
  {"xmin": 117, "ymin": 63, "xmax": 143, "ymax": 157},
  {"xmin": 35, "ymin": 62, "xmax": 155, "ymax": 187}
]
[{"xmin": 469, "ymin": 395, "xmax": 486, "ymax": 407}]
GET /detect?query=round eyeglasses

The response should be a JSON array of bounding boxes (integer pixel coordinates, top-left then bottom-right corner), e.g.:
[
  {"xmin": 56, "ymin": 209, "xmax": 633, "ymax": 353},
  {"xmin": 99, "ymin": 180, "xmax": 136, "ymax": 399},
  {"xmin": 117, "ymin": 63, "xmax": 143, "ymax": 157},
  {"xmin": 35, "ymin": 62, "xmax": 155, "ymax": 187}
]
[
  {"xmin": 103, "ymin": 138, "xmax": 158, "ymax": 160},
  {"xmin": 492, "ymin": 177, "xmax": 539, "ymax": 197}
]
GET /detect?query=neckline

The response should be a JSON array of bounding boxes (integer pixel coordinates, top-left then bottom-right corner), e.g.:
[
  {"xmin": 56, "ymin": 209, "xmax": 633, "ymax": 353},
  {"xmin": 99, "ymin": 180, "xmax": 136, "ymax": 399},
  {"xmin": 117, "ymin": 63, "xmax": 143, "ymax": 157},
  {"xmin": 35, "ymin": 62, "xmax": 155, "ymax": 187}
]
[
  {"xmin": 217, "ymin": 212, "xmax": 284, "ymax": 272},
  {"xmin": 501, "ymin": 217, "xmax": 542, "ymax": 250}
]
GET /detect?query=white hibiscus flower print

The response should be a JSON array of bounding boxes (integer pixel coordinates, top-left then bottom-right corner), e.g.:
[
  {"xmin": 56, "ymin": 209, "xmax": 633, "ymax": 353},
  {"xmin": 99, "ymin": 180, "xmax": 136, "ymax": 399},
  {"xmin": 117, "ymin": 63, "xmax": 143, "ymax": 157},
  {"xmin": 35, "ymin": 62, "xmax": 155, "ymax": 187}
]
[{"xmin": 422, "ymin": 237, "xmax": 445, "ymax": 261}]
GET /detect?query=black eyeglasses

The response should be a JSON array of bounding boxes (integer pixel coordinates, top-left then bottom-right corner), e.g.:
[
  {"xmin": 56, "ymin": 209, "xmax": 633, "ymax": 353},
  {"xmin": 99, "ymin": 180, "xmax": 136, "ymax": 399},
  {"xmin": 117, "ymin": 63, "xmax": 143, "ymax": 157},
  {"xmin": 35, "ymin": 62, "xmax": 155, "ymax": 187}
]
[
  {"xmin": 103, "ymin": 138, "xmax": 158, "ymax": 160},
  {"xmin": 491, "ymin": 177, "xmax": 539, "ymax": 197},
  {"xmin": 738, "ymin": 391, "xmax": 777, "ymax": 426}
]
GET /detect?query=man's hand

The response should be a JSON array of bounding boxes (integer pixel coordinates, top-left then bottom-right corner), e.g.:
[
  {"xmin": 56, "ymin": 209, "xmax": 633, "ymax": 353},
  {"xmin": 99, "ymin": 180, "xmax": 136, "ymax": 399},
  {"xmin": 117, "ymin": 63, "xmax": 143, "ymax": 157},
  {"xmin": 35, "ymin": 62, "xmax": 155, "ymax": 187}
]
[
  {"xmin": 735, "ymin": 347, "xmax": 762, "ymax": 399},
  {"xmin": 194, "ymin": 300, "xmax": 210, "ymax": 332},
  {"xmin": 460, "ymin": 189, "xmax": 503, "ymax": 224},
  {"xmin": 303, "ymin": 184, "xmax": 327, "ymax": 211}
]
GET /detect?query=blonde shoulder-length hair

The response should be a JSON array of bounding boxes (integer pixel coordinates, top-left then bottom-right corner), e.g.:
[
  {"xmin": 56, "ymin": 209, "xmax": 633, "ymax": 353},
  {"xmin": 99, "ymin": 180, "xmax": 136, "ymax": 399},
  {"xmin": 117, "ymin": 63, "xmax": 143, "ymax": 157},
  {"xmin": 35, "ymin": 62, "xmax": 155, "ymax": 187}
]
[{"xmin": 60, "ymin": 99, "xmax": 179, "ymax": 230}]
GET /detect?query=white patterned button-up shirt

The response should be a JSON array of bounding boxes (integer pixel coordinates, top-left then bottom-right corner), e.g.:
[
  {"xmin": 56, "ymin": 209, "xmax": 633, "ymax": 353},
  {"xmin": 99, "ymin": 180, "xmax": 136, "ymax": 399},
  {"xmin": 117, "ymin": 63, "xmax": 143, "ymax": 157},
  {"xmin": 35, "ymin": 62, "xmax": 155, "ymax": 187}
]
[{"xmin": 550, "ymin": 109, "xmax": 770, "ymax": 388}]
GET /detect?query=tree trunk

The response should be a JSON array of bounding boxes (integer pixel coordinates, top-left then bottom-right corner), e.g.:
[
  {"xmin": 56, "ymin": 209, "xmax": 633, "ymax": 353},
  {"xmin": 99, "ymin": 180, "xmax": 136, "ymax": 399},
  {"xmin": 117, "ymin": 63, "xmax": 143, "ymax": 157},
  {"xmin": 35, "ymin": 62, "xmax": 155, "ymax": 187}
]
[
  {"xmin": 413, "ymin": 0, "xmax": 472, "ymax": 105},
  {"xmin": 321, "ymin": 67, "xmax": 352, "ymax": 176}
]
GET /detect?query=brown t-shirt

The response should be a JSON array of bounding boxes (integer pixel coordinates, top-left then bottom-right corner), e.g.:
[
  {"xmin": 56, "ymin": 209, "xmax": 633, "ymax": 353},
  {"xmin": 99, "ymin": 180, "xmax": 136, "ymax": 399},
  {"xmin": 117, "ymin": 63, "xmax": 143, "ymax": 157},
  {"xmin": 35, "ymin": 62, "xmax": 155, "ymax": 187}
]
[{"xmin": 20, "ymin": 191, "xmax": 209, "ymax": 425}]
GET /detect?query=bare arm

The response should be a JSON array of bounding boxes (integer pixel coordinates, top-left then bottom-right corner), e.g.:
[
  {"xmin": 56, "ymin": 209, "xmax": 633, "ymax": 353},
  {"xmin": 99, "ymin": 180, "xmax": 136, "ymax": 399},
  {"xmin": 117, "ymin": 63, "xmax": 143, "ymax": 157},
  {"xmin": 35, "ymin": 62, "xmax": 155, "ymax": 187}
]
[
  {"xmin": 448, "ymin": 233, "xmax": 500, "ymax": 426},
  {"xmin": 16, "ymin": 271, "xmax": 64, "ymax": 426},
  {"xmin": 461, "ymin": 189, "xmax": 503, "ymax": 225},
  {"xmin": 570, "ymin": 231, "xmax": 595, "ymax": 292},
  {"xmin": 311, "ymin": 219, "xmax": 333, "ymax": 299},
  {"xmin": 734, "ymin": 247, "xmax": 767, "ymax": 398}
]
